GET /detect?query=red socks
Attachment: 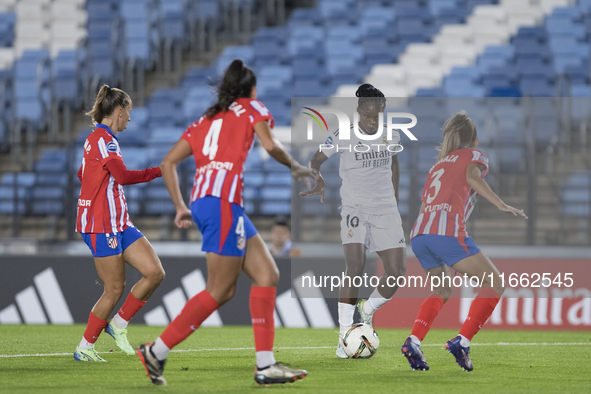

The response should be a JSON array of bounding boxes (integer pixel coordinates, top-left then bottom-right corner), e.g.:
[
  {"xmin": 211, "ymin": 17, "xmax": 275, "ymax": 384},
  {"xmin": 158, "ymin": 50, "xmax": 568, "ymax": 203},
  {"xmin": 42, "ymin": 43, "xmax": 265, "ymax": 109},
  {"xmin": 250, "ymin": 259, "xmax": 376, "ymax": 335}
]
[
  {"xmin": 460, "ymin": 287, "xmax": 500, "ymax": 340},
  {"xmin": 160, "ymin": 290, "xmax": 219, "ymax": 349},
  {"xmin": 117, "ymin": 292, "xmax": 146, "ymax": 322},
  {"xmin": 411, "ymin": 293, "xmax": 444, "ymax": 341},
  {"xmin": 250, "ymin": 287, "xmax": 276, "ymax": 352},
  {"xmin": 83, "ymin": 312, "xmax": 108, "ymax": 344}
]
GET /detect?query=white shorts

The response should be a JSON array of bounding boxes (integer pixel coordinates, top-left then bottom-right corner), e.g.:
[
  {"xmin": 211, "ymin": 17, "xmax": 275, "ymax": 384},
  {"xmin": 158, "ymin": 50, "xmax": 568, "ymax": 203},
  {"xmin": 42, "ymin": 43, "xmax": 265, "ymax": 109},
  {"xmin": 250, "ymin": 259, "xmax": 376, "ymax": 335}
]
[{"xmin": 340, "ymin": 206, "xmax": 405, "ymax": 253}]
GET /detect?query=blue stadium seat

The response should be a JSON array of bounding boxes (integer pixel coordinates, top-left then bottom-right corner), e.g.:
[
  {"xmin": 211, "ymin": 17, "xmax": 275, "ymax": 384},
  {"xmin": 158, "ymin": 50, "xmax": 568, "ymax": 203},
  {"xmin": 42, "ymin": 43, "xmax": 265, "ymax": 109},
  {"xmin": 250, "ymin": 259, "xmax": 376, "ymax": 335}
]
[
  {"xmin": 519, "ymin": 77, "xmax": 554, "ymax": 97},
  {"xmin": 149, "ymin": 127, "xmax": 184, "ymax": 144},
  {"xmin": 572, "ymin": 84, "xmax": 591, "ymax": 97},
  {"xmin": 244, "ymin": 172, "xmax": 264, "ymax": 187},
  {"xmin": 288, "ymin": 8, "xmax": 322, "ymax": 26},
  {"xmin": 182, "ymin": 67, "xmax": 216, "ymax": 88},
  {"xmin": 160, "ymin": 0, "xmax": 186, "ymax": 40},
  {"xmin": 52, "ymin": 50, "xmax": 80, "ymax": 105},
  {"xmin": 0, "ymin": 12, "xmax": 15, "ymax": 47},
  {"xmin": 216, "ymin": 46, "xmax": 255, "ymax": 75}
]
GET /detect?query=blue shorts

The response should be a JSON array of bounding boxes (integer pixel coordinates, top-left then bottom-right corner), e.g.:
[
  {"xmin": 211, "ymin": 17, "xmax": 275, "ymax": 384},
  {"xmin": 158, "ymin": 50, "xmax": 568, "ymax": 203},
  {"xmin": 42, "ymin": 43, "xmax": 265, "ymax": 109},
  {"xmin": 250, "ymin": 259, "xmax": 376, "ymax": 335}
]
[
  {"xmin": 411, "ymin": 235, "xmax": 481, "ymax": 270},
  {"xmin": 81, "ymin": 226, "xmax": 144, "ymax": 257},
  {"xmin": 191, "ymin": 196, "xmax": 258, "ymax": 257}
]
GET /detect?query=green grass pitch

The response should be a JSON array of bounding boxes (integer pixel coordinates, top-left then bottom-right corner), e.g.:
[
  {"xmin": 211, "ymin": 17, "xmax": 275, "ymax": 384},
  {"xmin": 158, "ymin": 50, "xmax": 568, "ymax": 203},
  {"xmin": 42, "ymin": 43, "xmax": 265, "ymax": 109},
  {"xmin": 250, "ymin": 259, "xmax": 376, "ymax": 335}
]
[{"xmin": 0, "ymin": 325, "xmax": 589, "ymax": 393}]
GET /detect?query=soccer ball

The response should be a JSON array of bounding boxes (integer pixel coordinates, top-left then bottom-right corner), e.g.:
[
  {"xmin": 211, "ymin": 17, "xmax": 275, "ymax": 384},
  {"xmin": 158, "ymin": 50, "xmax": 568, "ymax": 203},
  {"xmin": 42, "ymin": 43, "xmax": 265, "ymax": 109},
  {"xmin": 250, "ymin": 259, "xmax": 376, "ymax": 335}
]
[{"xmin": 342, "ymin": 323, "xmax": 379, "ymax": 359}]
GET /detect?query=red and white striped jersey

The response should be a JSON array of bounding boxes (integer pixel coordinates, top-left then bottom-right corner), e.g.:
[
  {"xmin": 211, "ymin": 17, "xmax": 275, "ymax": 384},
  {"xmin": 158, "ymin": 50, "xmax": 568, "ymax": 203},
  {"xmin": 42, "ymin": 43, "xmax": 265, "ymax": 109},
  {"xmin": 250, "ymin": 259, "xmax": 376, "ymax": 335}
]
[
  {"xmin": 182, "ymin": 98, "xmax": 274, "ymax": 206},
  {"xmin": 76, "ymin": 125, "xmax": 133, "ymax": 233},
  {"xmin": 410, "ymin": 148, "xmax": 489, "ymax": 239}
]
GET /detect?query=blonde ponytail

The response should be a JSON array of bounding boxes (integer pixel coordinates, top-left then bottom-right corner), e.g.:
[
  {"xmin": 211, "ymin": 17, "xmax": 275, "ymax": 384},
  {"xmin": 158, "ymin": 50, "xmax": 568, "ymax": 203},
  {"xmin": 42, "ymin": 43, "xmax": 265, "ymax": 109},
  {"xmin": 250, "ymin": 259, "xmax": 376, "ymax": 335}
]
[
  {"xmin": 86, "ymin": 84, "xmax": 131, "ymax": 124},
  {"xmin": 436, "ymin": 111, "xmax": 477, "ymax": 161}
]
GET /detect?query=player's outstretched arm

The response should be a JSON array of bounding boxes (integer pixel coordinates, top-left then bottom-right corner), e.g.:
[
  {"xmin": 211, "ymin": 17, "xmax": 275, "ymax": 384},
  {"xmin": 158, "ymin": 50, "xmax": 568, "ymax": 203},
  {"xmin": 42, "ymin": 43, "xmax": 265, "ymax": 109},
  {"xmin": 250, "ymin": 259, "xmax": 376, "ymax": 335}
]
[
  {"xmin": 104, "ymin": 159, "xmax": 161, "ymax": 185},
  {"xmin": 253, "ymin": 120, "xmax": 317, "ymax": 186},
  {"xmin": 299, "ymin": 149, "xmax": 328, "ymax": 203},
  {"xmin": 466, "ymin": 163, "xmax": 528, "ymax": 219},
  {"xmin": 161, "ymin": 139, "xmax": 193, "ymax": 229}
]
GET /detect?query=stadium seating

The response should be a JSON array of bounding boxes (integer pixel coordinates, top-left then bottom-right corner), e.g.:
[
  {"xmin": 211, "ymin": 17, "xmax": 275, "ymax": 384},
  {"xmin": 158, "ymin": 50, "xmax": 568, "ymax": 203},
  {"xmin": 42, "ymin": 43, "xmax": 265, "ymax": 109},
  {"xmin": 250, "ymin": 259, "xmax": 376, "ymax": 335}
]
[{"xmin": 1, "ymin": 0, "xmax": 590, "ymax": 241}]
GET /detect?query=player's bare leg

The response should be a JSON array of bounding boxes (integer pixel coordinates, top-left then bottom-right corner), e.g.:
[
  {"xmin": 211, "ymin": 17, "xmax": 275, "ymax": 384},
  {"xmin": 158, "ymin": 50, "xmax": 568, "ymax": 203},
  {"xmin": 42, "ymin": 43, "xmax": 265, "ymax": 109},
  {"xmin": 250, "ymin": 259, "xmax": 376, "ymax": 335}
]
[
  {"xmin": 242, "ymin": 233, "xmax": 279, "ymax": 288},
  {"xmin": 92, "ymin": 255, "xmax": 126, "ymax": 319},
  {"xmin": 204, "ymin": 253, "xmax": 244, "ymax": 305},
  {"xmin": 122, "ymin": 237, "xmax": 165, "ymax": 301},
  {"xmin": 242, "ymin": 234, "xmax": 307, "ymax": 384},
  {"xmin": 106, "ymin": 237, "xmax": 165, "ymax": 355},
  {"xmin": 451, "ymin": 252, "xmax": 504, "ymax": 296}
]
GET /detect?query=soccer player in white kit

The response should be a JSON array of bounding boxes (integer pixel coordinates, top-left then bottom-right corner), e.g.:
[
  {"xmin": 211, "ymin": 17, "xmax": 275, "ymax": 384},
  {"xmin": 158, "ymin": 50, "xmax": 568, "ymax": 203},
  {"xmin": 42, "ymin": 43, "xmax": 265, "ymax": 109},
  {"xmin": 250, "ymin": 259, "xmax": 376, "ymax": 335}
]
[{"xmin": 301, "ymin": 84, "xmax": 406, "ymax": 358}]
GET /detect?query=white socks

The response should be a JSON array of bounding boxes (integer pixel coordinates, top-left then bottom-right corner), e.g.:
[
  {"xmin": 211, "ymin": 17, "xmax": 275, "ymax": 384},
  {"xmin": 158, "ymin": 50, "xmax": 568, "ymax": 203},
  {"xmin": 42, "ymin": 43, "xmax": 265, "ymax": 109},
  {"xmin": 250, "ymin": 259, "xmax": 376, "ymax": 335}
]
[
  {"xmin": 338, "ymin": 302, "xmax": 355, "ymax": 337},
  {"xmin": 112, "ymin": 313, "xmax": 128, "ymax": 329},
  {"xmin": 78, "ymin": 337, "xmax": 94, "ymax": 350},
  {"xmin": 256, "ymin": 351, "xmax": 276, "ymax": 369},
  {"xmin": 151, "ymin": 337, "xmax": 170, "ymax": 361},
  {"xmin": 363, "ymin": 288, "xmax": 391, "ymax": 315},
  {"xmin": 410, "ymin": 335, "xmax": 421, "ymax": 346},
  {"xmin": 459, "ymin": 334, "xmax": 470, "ymax": 347}
]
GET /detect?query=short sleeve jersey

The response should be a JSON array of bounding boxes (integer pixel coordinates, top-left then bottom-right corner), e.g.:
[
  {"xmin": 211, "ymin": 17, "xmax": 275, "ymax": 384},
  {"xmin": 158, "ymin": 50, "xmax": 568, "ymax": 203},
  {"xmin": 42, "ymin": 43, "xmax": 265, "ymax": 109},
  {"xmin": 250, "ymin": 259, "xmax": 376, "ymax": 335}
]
[
  {"xmin": 76, "ymin": 125, "xmax": 133, "ymax": 234},
  {"xmin": 410, "ymin": 148, "xmax": 489, "ymax": 239},
  {"xmin": 182, "ymin": 98, "xmax": 274, "ymax": 206},
  {"xmin": 321, "ymin": 123, "xmax": 401, "ymax": 214}
]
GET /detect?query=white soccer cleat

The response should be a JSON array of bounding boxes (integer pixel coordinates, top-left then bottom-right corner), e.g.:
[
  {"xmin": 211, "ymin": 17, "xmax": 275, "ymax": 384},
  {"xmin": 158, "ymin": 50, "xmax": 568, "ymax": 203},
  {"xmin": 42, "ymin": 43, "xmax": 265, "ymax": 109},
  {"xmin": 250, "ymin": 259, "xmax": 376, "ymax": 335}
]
[
  {"xmin": 357, "ymin": 299, "xmax": 374, "ymax": 326},
  {"xmin": 336, "ymin": 334, "xmax": 350, "ymax": 359},
  {"xmin": 254, "ymin": 362, "xmax": 307, "ymax": 385}
]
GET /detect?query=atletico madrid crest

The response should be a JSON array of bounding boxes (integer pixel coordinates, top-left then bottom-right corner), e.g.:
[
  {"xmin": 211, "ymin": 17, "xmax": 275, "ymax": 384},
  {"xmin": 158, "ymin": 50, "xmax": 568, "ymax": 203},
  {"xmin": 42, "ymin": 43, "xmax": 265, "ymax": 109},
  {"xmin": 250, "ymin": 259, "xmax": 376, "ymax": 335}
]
[{"xmin": 107, "ymin": 236, "xmax": 118, "ymax": 249}]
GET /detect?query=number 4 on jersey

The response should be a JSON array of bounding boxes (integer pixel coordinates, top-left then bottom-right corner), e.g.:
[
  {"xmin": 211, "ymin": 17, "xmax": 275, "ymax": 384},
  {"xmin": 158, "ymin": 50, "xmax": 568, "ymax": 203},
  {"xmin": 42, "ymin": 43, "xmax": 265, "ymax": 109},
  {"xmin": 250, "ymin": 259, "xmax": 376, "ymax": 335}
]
[
  {"xmin": 202, "ymin": 119, "xmax": 223, "ymax": 160},
  {"xmin": 236, "ymin": 216, "xmax": 245, "ymax": 237}
]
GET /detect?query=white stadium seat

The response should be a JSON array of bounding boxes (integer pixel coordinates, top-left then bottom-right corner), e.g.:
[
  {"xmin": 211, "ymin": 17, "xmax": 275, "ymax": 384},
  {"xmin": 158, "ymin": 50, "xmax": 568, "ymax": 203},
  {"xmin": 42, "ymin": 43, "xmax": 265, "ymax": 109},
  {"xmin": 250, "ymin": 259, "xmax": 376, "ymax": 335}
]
[
  {"xmin": 15, "ymin": 39, "xmax": 46, "ymax": 57},
  {"xmin": 50, "ymin": 3, "xmax": 87, "ymax": 25},
  {"xmin": 539, "ymin": 0, "xmax": 575, "ymax": 13},
  {"xmin": 15, "ymin": 2, "xmax": 47, "ymax": 22},
  {"xmin": 0, "ymin": 0, "xmax": 16, "ymax": 12},
  {"xmin": 0, "ymin": 47, "xmax": 15, "ymax": 70}
]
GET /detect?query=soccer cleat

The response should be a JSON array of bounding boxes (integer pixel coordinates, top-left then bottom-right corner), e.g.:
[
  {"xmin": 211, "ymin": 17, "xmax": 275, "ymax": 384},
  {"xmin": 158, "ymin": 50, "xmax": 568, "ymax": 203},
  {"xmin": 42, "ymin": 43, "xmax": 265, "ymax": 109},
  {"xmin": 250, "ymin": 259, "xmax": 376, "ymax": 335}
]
[
  {"xmin": 105, "ymin": 320, "xmax": 135, "ymax": 355},
  {"xmin": 336, "ymin": 334, "xmax": 350, "ymax": 359},
  {"xmin": 446, "ymin": 335, "xmax": 473, "ymax": 371},
  {"xmin": 254, "ymin": 362, "xmax": 307, "ymax": 385},
  {"xmin": 73, "ymin": 346, "xmax": 106, "ymax": 362},
  {"xmin": 401, "ymin": 337, "xmax": 429, "ymax": 371},
  {"xmin": 137, "ymin": 343, "xmax": 167, "ymax": 386},
  {"xmin": 356, "ymin": 299, "xmax": 374, "ymax": 326}
]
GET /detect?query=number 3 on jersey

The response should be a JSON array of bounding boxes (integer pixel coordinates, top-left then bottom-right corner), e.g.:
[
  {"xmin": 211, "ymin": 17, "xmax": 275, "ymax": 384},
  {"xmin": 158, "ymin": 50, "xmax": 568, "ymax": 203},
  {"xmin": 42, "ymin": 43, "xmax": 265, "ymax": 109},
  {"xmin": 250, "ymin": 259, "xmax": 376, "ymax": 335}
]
[
  {"xmin": 202, "ymin": 119, "xmax": 223, "ymax": 160},
  {"xmin": 426, "ymin": 169, "xmax": 444, "ymax": 204}
]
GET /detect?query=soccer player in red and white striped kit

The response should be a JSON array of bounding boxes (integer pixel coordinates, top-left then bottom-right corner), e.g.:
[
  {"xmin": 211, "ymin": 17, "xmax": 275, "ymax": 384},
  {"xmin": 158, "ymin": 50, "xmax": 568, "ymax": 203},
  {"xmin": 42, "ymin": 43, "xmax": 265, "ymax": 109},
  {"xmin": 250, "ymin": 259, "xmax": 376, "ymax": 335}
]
[
  {"xmin": 137, "ymin": 60, "xmax": 315, "ymax": 386},
  {"xmin": 74, "ymin": 85, "xmax": 165, "ymax": 362},
  {"xmin": 401, "ymin": 112, "xmax": 527, "ymax": 371}
]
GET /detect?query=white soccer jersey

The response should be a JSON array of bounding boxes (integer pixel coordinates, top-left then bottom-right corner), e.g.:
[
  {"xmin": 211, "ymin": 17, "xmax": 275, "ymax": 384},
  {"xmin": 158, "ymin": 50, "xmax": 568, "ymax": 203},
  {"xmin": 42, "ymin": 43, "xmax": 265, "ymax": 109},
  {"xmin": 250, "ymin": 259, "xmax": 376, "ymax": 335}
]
[{"xmin": 322, "ymin": 123, "xmax": 401, "ymax": 214}]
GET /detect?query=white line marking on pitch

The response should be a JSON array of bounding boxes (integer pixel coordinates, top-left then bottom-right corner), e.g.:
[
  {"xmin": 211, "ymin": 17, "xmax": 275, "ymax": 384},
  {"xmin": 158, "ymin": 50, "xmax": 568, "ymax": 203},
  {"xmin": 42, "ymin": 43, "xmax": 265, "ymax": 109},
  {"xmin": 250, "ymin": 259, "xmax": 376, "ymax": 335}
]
[{"xmin": 1, "ymin": 342, "xmax": 590, "ymax": 358}]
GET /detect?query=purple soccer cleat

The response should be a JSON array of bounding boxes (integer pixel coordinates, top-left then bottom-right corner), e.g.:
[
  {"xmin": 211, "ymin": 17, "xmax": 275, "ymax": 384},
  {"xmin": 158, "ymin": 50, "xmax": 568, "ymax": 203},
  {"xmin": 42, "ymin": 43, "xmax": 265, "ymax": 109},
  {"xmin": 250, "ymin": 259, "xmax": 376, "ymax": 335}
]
[
  {"xmin": 446, "ymin": 335, "xmax": 473, "ymax": 371},
  {"xmin": 401, "ymin": 337, "xmax": 429, "ymax": 371}
]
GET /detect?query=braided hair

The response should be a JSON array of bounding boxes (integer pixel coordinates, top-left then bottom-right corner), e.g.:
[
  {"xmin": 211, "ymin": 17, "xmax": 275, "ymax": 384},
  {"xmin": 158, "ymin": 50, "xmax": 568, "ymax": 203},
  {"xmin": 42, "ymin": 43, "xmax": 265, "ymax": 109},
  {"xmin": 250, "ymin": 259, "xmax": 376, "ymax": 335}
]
[
  {"xmin": 204, "ymin": 59, "xmax": 257, "ymax": 118},
  {"xmin": 356, "ymin": 83, "xmax": 386, "ymax": 111}
]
